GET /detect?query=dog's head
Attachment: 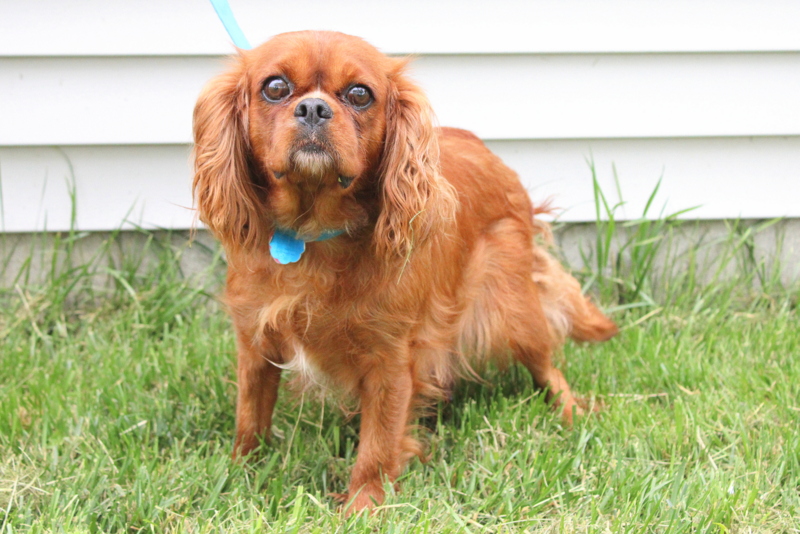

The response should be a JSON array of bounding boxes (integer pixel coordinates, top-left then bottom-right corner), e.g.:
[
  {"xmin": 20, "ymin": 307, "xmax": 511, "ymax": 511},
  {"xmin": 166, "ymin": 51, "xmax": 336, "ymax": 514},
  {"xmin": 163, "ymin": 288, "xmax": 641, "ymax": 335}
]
[{"xmin": 193, "ymin": 31, "xmax": 454, "ymax": 258}]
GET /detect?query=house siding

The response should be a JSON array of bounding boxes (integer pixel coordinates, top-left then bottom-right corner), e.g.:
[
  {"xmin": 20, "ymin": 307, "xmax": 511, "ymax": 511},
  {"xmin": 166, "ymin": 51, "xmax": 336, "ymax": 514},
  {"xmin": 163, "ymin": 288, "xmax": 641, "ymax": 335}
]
[{"xmin": 1, "ymin": 0, "xmax": 799, "ymax": 232}]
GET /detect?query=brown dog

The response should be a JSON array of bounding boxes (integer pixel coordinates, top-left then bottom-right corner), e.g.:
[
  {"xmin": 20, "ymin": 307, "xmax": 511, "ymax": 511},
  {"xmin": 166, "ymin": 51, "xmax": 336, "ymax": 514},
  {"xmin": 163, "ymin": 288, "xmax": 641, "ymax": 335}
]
[{"xmin": 192, "ymin": 31, "xmax": 617, "ymax": 512}]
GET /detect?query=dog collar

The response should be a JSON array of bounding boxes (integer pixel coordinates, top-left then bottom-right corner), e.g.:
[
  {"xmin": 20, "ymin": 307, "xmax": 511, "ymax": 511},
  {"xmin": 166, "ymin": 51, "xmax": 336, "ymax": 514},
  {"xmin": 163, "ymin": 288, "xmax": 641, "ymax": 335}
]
[{"xmin": 269, "ymin": 228, "xmax": 344, "ymax": 264}]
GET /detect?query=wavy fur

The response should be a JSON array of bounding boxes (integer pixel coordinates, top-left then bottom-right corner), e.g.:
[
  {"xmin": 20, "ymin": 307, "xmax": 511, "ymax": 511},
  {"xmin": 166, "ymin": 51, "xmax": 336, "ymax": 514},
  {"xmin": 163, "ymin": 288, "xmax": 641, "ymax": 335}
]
[{"xmin": 192, "ymin": 31, "xmax": 618, "ymax": 514}]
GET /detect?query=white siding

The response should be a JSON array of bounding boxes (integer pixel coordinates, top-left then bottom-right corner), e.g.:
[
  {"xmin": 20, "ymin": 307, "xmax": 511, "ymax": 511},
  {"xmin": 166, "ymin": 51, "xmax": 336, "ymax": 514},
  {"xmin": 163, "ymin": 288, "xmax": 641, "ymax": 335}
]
[
  {"xmin": 3, "ymin": 0, "xmax": 800, "ymax": 55},
  {"xmin": 4, "ymin": 138, "xmax": 799, "ymax": 232},
  {"xmin": 0, "ymin": 146, "xmax": 193, "ymax": 233},
  {"xmin": 4, "ymin": 54, "xmax": 800, "ymax": 146},
  {"xmin": 1, "ymin": 1, "xmax": 799, "ymax": 232}
]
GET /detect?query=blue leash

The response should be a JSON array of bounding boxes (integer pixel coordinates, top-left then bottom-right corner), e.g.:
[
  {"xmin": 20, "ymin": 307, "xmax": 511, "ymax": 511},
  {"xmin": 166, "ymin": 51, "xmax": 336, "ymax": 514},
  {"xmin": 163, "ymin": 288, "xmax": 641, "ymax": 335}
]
[{"xmin": 209, "ymin": 0, "xmax": 251, "ymax": 49}]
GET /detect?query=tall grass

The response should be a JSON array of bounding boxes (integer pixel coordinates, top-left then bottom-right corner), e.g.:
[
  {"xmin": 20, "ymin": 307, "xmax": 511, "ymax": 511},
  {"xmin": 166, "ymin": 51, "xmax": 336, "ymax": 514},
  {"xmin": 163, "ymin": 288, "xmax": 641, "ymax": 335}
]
[
  {"xmin": 1, "ymin": 228, "xmax": 224, "ymax": 344},
  {"xmin": 571, "ymin": 161, "xmax": 796, "ymax": 315},
  {"xmin": 1, "ymin": 174, "xmax": 799, "ymax": 532}
]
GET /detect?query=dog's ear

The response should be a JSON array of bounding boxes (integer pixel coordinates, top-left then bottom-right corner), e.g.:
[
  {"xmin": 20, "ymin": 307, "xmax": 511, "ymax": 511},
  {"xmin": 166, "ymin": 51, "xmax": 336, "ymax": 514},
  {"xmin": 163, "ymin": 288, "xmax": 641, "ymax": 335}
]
[
  {"xmin": 374, "ymin": 62, "xmax": 456, "ymax": 261},
  {"xmin": 192, "ymin": 56, "xmax": 263, "ymax": 251}
]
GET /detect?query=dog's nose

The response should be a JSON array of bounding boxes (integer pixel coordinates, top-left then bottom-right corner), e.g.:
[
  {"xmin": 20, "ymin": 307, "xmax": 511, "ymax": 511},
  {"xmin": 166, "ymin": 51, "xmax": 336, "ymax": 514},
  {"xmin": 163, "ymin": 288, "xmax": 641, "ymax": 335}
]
[{"xmin": 294, "ymin": 98, "xmax": 333, "ymax": 127}]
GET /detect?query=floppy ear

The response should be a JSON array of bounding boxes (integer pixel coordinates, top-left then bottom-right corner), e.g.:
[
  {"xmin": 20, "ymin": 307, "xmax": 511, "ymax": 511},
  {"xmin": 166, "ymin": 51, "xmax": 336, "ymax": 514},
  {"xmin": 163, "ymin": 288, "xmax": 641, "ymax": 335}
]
[
  {"xmin": 192, "ymin": 57, "xmax": 263, "ymax": 251},
  {"xmin": 374, "ymin": 63, "xmax": 457, "ymax": 260}
]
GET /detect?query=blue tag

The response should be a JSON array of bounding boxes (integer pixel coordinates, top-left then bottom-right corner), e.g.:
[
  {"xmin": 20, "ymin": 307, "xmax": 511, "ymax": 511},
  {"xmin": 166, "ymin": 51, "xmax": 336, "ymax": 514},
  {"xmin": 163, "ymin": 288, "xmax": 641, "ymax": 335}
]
[
  {"xmin": 269, "ymin": 228, "xmax": 345, "ymax": 264},
  {"xmin": 270, "ymin": 229, "xmax": 306, "ymax": 264}
]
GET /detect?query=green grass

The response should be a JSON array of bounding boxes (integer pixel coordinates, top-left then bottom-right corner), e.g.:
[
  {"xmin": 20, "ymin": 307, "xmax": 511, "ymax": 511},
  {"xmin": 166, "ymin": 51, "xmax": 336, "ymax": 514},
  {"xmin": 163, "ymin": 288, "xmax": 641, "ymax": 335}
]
[{"xmin": 2, "ymin": 210, "xmax": 799, "ymax": 532}]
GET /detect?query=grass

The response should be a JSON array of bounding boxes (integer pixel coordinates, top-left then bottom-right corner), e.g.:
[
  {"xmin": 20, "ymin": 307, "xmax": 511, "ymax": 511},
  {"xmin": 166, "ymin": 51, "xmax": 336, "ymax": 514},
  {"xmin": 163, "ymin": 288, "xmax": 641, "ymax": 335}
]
[{"xmin": 1, "ymin": 187, "xmax": 800, "ymax": 532}]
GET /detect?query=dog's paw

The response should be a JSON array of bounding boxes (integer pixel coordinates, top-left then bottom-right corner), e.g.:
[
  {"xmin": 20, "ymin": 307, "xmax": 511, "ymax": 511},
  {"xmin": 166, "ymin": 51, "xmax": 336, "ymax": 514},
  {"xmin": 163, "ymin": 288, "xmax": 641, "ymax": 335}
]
[{"xmin": 338, "ymin": 483, "xmax": 385, "ymax": 516}]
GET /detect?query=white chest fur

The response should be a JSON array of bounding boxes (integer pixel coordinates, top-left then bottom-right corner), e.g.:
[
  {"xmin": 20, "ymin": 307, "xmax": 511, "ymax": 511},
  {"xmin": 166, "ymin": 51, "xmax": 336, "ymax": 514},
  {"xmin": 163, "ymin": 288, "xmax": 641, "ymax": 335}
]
[{"xmin": 273, "ymin": 340, "xmax": 327, "ymax": 390}]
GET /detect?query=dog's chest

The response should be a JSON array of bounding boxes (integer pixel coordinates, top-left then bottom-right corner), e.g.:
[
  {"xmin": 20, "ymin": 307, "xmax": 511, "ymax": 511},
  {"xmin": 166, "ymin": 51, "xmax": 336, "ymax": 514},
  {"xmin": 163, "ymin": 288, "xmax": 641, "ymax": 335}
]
[
  {"xmin": 277, "ymin": 302, "xmax": 379, "ymax": 394},
  {"xmin": 251, "ymin": 262, "xmax": 412, "ymax": 384}
]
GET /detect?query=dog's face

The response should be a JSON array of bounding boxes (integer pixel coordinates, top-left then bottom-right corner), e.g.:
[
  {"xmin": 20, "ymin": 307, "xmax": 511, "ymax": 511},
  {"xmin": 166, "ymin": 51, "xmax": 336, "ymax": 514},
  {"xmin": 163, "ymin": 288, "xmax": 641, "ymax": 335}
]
[
  {"xmin": 244, "ymin": 32, "xmax": 396, "ymax": 235},
  {"xmin": 194, "ymin": 31, "xmax": 618, "ymax": 514},
  {"xmin": 193, "ymin": 31, "xmax": 450, "ymax": 255}
]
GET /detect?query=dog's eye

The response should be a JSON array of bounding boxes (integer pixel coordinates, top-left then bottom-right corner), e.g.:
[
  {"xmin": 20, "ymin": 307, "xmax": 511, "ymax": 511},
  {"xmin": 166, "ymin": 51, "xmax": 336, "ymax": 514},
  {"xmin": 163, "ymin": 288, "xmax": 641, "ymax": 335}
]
[
  {"xmin": 262, "ymin": 77, "xmax": 292, "ymax": 102},
  {"xmin": 345, "ymin": 85, "xmax": 373, "ymax": 109}
]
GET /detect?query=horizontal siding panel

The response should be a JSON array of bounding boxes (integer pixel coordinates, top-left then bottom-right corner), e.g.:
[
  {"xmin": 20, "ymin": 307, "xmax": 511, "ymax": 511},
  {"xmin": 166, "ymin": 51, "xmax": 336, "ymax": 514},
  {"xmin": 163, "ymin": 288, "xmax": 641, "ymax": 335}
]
[
  {"xmin": 418, "ymin": 53, "xmax": 800, "ymax": 140},
  {"xmin": 0, "ymin": 56, "xmax": 218, "ymax": 146},
  {"xmin": 3, "ymin": 53, "xmax": 799, "ymax": 146},
  {"xmin": 2, "ymin": 137, "xmax": 798, "ymax": 232},
  {"xmin": 0, "ymin": 146, "xmax": 194, "ymax": 233},
  {"xmin": 488, "ymin": 136, "xmax": 800, "ymax": 222},
  {"xmin": 2, "ymin": 0, "xmax": 800, "ymax": 56}
]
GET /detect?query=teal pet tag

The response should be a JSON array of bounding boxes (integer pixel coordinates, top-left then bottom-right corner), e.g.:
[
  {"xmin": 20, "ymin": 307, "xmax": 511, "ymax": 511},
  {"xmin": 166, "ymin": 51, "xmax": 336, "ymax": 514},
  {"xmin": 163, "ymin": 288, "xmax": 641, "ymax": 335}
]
[
  {"xmin": 269, "ymin": 228, "xmax": 344, "ymax": 264},
  {"xmin": 269, "ymin": 229, "xmax": 306, "ymax": 264}
]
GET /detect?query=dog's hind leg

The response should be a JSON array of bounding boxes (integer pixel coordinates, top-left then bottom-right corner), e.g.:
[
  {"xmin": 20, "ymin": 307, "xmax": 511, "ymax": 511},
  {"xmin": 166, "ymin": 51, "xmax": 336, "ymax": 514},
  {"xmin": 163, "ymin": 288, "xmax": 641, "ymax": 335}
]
[
  {"xmin": 460, "ymin": 218, "xmax": 583, "ymax": 423},
  {"xmin": 505, "ymin": 290, "xmax": 582, "ymax": 425}
]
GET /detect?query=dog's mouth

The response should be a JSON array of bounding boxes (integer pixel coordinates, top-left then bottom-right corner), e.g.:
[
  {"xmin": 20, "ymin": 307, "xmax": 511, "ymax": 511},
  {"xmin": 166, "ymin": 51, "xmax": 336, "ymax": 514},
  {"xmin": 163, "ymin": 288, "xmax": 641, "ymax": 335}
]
[
  {"xmin": 296, "ymin": 141, "xmax": 327, "ymax": 154},
  {"xmin": 290, "ymin": 139, "xmax": 337, "ymax": 178}
]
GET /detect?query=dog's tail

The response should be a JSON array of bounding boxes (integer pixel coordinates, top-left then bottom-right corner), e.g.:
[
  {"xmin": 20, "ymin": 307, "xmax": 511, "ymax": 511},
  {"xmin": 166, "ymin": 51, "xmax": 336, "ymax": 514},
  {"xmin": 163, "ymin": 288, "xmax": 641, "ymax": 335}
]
[{"xmin": 531, "ymin": 211, "xmax": 618, "ymax": 343}]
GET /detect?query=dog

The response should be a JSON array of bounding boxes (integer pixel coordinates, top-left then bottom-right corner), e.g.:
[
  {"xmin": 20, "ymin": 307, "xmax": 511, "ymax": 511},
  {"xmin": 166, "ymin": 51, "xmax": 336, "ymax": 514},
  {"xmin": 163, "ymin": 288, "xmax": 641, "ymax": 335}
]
[{"xmin": 192, "ymin": 30, "xmax": 617, "ymax": 513}]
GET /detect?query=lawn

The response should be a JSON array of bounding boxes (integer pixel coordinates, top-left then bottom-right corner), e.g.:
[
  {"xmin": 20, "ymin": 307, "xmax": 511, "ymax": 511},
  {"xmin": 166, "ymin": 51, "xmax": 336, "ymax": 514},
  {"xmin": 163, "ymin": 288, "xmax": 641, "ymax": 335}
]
[{"xmin": 1, "ymin": 220, "xmax": 799, "ymax": 533}]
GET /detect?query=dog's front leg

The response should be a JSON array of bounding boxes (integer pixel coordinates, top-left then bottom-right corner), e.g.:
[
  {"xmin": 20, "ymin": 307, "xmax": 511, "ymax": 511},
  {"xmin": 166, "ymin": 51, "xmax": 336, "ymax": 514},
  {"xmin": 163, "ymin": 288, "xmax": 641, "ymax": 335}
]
[
  {"xmin": 233, "ymin": 329, "xmax": 283, "ymax": 458},
  {"xmin": 346, "ymin": 358, "xmax": 414, "ymax": 514}
]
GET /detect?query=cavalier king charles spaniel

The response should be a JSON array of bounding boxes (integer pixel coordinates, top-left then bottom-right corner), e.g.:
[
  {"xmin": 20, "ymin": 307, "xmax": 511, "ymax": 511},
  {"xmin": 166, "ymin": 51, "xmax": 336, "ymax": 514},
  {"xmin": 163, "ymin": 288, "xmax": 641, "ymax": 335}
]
[{"xmin": 193, "ymin": 31, "xmax": 617, "ymax": 512}]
